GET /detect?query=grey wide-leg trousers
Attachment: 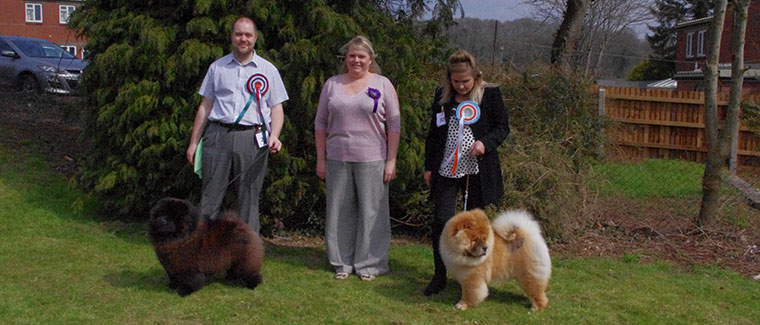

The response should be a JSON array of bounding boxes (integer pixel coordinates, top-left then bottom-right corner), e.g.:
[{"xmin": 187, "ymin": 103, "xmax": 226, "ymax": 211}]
[
  {"xmin": 325, "ymin": 159, "xmax": 391, "ymax": 276},
  {"xmin": 200, "ymin": 122, "xmax": 269, "ymax": 233}
]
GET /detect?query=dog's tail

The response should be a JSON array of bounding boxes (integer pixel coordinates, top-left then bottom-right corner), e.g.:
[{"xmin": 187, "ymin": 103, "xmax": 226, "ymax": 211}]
[
  {"xmin": 491, "ymin": 210, "xmax": 551, "ymax": 273},
  {"xmin": 491, "ymin": 210, "xmax": 543, "ymax": 241}
]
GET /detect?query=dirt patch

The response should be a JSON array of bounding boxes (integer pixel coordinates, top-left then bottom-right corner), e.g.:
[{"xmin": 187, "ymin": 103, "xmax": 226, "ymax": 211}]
[
  {"xmin": 1, "ymin": 88, "xmax": 758, "ymax": 279},
  {"xmin": 0, "ymin": 87, "xmax": 83, "ymax": 177},
  {"xmin": 556, "ymin": 196, "xmax": 760, "ymax": 278}
]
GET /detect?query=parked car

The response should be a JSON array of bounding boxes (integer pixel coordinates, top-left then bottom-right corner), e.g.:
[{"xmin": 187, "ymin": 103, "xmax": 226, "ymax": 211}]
[{"xmin": 0, "ymin": 35, "xmax": 87, "ymax": 95}]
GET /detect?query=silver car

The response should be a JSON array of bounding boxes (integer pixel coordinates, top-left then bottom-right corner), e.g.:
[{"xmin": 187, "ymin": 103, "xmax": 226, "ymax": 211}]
[{"xmin": 0, "ymin": 35, "xmax": 87, "ymax": 94}]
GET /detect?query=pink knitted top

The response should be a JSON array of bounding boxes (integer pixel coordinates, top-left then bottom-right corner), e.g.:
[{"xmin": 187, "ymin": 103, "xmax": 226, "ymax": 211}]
[{"xmin": 315, "ymin": 73, "xmax": 401, "ymax": 162}]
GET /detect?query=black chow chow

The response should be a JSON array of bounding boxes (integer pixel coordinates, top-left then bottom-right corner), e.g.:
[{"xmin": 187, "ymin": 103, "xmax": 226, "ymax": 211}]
[{"xmin": 148, "ymin": 197, "xmax": 264, "ymax": 296}]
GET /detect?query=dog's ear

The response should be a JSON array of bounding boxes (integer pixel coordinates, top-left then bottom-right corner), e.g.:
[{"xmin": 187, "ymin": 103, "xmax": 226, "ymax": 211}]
[
  {"xmin": 476, "ymin": 209, "xmax": 494, "ymax": 224},
  {"xmin": 455, "ymin": 219, "xmax": 474, "ymax": 232},
  {"xmin": 150, "ymin": 197, "xmax": 171, "ymax": 219}
]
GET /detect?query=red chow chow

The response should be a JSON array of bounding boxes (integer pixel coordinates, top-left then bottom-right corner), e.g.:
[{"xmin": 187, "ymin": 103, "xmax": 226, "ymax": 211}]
[{"xmin": 440, "ymin": 209, "xmax": 552, "ymax": 310}]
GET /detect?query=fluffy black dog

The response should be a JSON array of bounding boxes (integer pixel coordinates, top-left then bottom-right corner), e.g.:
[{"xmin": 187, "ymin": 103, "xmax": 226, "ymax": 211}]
[{"xmin": 148, "ymin": 197, "xmax": 264, "ymax": 296}]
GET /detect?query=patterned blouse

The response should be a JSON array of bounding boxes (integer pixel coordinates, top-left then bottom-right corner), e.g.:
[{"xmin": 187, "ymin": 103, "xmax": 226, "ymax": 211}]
[{"xmin": 438, "ymin": 113, "xmax": 479, "ymax": 178}]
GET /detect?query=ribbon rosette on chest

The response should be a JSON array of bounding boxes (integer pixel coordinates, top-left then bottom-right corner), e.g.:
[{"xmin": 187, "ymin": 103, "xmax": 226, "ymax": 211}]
[
  {"xmin": 367, "ymin": 87, "xmax": 381, "ymax": 113},
  {"xmin": 455, "ymin": 100, "xmax": 481, "ymax": 125},
  {"xmin": 241, "ymin": 73, "xmax": 271, "ymax": 142},
  {"xmin": 442, "ymin": 100, "xmax": 482, "ymax": 176}
]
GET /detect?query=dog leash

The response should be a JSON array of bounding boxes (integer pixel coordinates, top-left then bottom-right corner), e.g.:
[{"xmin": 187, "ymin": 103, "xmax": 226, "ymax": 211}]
[{"xmin": 463, "ymin": 175, "xmax": 470, "ymax": 211}]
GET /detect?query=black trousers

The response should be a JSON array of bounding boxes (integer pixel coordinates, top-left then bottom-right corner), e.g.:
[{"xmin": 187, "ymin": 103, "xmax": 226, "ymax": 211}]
[{"xmin": 429, "ymin": 173, "xmax": 485, "ymax": 275}]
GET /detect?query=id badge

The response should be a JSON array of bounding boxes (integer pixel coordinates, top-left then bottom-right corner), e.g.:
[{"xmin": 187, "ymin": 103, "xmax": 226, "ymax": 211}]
[
  {"xmin": 436, "ymin": 112, "xmax": 446, "ymax": 127},
  {"xmin": 255, "ymin": 130, "xmax": 269, "ymax": 148}
]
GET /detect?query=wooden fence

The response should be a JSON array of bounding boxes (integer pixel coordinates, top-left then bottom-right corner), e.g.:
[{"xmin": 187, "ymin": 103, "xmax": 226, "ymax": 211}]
[{"xmin": 597, "ymin": 86, "xmax": 760, "ymax": 167}]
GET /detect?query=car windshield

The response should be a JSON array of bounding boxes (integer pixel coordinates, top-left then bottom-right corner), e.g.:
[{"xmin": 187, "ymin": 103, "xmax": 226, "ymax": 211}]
[{"xmin": 11, "ymin": 39, "xmax": 75, "ymax": 59}]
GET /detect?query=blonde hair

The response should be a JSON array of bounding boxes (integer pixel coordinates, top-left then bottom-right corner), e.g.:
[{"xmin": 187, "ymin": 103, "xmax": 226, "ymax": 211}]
[
  {"xmin": 439, "ymin": 50, "xmax": 486, "ymax": 105},
  {"xmin": 338, "ymin": 35, "xmax": 381, "ymax": 74}
]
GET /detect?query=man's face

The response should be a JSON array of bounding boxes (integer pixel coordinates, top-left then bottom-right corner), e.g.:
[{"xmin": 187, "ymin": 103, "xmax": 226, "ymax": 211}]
[{"xmin": 231, "ymin": 19, "xmax": 257, "ymax": 57}]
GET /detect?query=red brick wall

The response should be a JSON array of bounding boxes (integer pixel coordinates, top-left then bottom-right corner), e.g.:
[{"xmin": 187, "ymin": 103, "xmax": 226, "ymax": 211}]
[
  {"xmin": 0, "ymin": 0, "xmax": 86, "ymax": 59},
  {"xmin": 675, "ymin": 2, "xmax": 760, "ymax": 72},
  {"xmin": 675, "ymin": 22, "xmax": 710, "ymax": 72},
  {"xmin": 720, "ymin": 2, "xmax": 760, "ymax": 64}
]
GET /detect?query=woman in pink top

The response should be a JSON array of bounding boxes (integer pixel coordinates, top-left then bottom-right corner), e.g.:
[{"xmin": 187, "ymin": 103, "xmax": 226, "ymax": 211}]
[{"xmin": 314, "ymin": 36, "xmax": 401, "ymax": 281}]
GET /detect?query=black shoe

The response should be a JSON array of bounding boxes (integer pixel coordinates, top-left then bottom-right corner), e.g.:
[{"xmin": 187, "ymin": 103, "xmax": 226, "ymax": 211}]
[
  {"xmin": 423, "ymin": 274, "xmax": 446, "ymax": 296},
  {"xmin": 203, "ymin": 213, "xmax": 219, "ymax": 225}
]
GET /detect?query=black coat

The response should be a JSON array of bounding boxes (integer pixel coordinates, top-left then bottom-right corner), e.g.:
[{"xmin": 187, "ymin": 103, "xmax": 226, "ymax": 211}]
[{"xmin": 424, "ymin": 85, "xmax": 510, "ymax": 206}]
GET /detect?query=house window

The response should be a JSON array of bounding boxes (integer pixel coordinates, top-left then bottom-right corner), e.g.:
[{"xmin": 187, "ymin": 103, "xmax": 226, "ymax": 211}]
[
  {"xmin": 25, "ymin": 3, "xmax": 43, "ymax": 23},
  {"xmin": 686, "ymin": 32, "xmax": 694, "ymax": 58},
  {"xmin": 60, "ymin": 45, "xmax": 77, "ymax": 56},
  {"xmin": 697, "ymin": 30, "xmax": 706, "ymax": 57},
  {"xmin": 60, "ymin": 5, "xmax": 76, "ymax": 24}
]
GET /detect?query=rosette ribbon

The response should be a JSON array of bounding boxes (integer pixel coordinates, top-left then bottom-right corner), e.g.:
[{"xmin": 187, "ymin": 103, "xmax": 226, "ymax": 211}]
[
  {"xmin": 239, "ymin": 73, "xmax": 270, "ymax": 143},
  {"xmin": 442, "ymin": 100, "xmax": 481, "ymax": 176},
  {"xmin": 194, "ymin": 73, "xmax": 271, "ymax": 179},
  {"xmin": 367, "ymin": 87, "xmax": 381, "ymax": 112}
]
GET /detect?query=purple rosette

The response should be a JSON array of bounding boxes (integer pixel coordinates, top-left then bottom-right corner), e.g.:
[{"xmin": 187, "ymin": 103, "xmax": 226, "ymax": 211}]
[{"xmin": 367, "ymin": 87, "xmax": 381, "ymax": 112}]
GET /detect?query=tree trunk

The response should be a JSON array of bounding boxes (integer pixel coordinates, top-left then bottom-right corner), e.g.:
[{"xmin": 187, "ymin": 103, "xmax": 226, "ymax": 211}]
[
  {"xmin": 698, "ymin": 0, "xmax": 749, "ymax": 227},
  {"xmin": 592, "ymin": 36, "xmax": 611, "ymax": 76},
  {"xmin": 551, "ymin": 0, "xmax": 590, "ymax": 74}
]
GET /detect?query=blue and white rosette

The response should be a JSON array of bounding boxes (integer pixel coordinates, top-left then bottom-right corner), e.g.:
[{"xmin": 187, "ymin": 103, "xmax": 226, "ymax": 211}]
[{"xmin": 442, "ymin": 100, "xmax": 481, "ymax": 176}]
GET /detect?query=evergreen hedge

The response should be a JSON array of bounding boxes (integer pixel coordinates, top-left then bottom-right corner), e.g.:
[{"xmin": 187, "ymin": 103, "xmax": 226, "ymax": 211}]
[
  {"xmin": 69, "ymin": 1, "xmax": 604, "ymax": 242},
  {"xmin": 69, "ymin": 0, "xmax": 447, "ymax": 233}
]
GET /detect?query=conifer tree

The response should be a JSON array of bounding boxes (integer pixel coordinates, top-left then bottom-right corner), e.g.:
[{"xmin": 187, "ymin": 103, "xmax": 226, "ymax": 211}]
[{"xmin": 69, "ymin": 0, "xmax": 457, "ymax": 230}]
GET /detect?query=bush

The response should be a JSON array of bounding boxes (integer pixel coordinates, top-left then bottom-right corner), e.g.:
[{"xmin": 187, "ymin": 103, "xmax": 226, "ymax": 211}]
[
  {"xmin": 496, "ymin": 66, "xmax": 605, "ymax": 242},
  {"xmin": 70, "ymin": 2, "xmax": 605, "ymax": 241},
  {"xmin": 69, "ymin": 0, "xmax": 450, "ymax": 235}
]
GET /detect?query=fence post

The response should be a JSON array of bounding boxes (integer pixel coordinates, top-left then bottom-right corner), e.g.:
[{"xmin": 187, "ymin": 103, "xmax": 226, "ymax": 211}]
[
  {"xmin": 597, "ymin": 88, "xmax": 606, "ymax": 158},
  {"xmin": 730, "ymin": 127, "xmax": 738, "ymax": 173}
]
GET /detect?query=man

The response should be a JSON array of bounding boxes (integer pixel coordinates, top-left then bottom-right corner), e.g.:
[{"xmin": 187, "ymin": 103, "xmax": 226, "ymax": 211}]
[{"xmin": 186, "ymin": 17, "xmax": 288, "ymax": 234}]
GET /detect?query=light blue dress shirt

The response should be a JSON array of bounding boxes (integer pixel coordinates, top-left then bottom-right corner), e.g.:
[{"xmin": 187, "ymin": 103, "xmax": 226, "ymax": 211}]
[{"xmin": 199, "ymin": 52, "xmax": 289, "ymax": 128}]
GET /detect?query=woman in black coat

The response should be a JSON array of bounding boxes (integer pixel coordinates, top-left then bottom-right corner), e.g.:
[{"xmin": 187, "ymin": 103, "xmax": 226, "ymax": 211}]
[{"xmin": 423, "ymin": 50, "xmax": 510, "ymax": 295}]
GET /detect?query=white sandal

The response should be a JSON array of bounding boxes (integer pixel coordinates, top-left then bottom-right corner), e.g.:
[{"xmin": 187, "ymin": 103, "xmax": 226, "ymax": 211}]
[
  {"xmin": 334, "ymin": 272, "xmax": 349, "ymax": 280},
  {"xmin": 359, "ymin": 274, "xmax": 375, "ymax": 281}
]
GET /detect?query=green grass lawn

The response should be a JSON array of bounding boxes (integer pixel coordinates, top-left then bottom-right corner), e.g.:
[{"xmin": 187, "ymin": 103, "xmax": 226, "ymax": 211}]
[
  {"xmin": 1, "ymin": 144, "xmax": 759, "ymax": 324},
  {"xmin": 592, "ymin": 159, "xmax": 706, "ymax": 199}
]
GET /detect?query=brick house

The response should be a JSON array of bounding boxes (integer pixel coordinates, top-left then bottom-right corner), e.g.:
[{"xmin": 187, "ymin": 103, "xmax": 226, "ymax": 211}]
[
  {"xmin": 0, "ymin": 0, "xmax": 86, "ymax": 59},
  {"xmin": 673, "ymin": 2, "xmax": 760, "ymax": 93}
]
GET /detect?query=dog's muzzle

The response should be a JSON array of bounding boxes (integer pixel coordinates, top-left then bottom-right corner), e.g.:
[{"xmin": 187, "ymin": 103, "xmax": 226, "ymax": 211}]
[{"xmin": 466, "ymin": 245, "xmax": 488, "ymax": 257}]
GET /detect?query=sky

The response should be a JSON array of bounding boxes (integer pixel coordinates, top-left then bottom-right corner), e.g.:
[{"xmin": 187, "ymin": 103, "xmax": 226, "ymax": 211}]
[
  {"xmin": 458, "ymin": 0, "xmax": 650, "ymax": 38},
  {"xmin": 458, "ymin": 0, "xmax": 533, "ymax": 22}
]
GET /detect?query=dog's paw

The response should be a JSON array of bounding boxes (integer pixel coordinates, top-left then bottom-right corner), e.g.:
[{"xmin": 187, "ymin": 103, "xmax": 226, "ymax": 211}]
[
  {"xmin": 454, "ymin": 302, "xmax": 469, "ymax": 310},
  {"xmin": 531, "ymin": 303, "xmax": 547, "ymax": 312}
]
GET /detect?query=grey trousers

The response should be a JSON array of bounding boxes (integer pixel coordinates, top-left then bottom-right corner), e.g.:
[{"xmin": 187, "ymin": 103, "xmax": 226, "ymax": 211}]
[
  {"xmin": 325, "ymin": 159, "xmax": 391, "ymax": 276},
  {"xmin": 200, "ymin": 122, "xmax": 269, "ymax": 233}
]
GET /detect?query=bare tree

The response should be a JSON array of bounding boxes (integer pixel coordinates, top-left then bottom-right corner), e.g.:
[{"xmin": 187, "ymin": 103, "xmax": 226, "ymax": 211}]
[
  {"xmin": 526, "ymin": 0, "xmax": 570, "ymax": 22},
  {"xmin": 527, "ymin": 0, "xmax": 652, "ymax": 77},
  {"xmin": 584, "ymin": 0, "xmax": 652, "ymax": 76},
  {"xmin": 698, "ymin": 0, "xmax": 750, "ymax": 227},
  {"xmin": 551, "ymin": 0, "xmax": 592, "ymax": 74}
]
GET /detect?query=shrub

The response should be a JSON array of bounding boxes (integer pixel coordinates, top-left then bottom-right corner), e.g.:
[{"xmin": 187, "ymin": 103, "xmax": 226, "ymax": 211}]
[
  {"xmin": 69, "ymin": 0, "xmax": 446, "ymax": 234},
  {"xmin": 496, "ymin": 66, "xmax": 605, "ymax": 242}
]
